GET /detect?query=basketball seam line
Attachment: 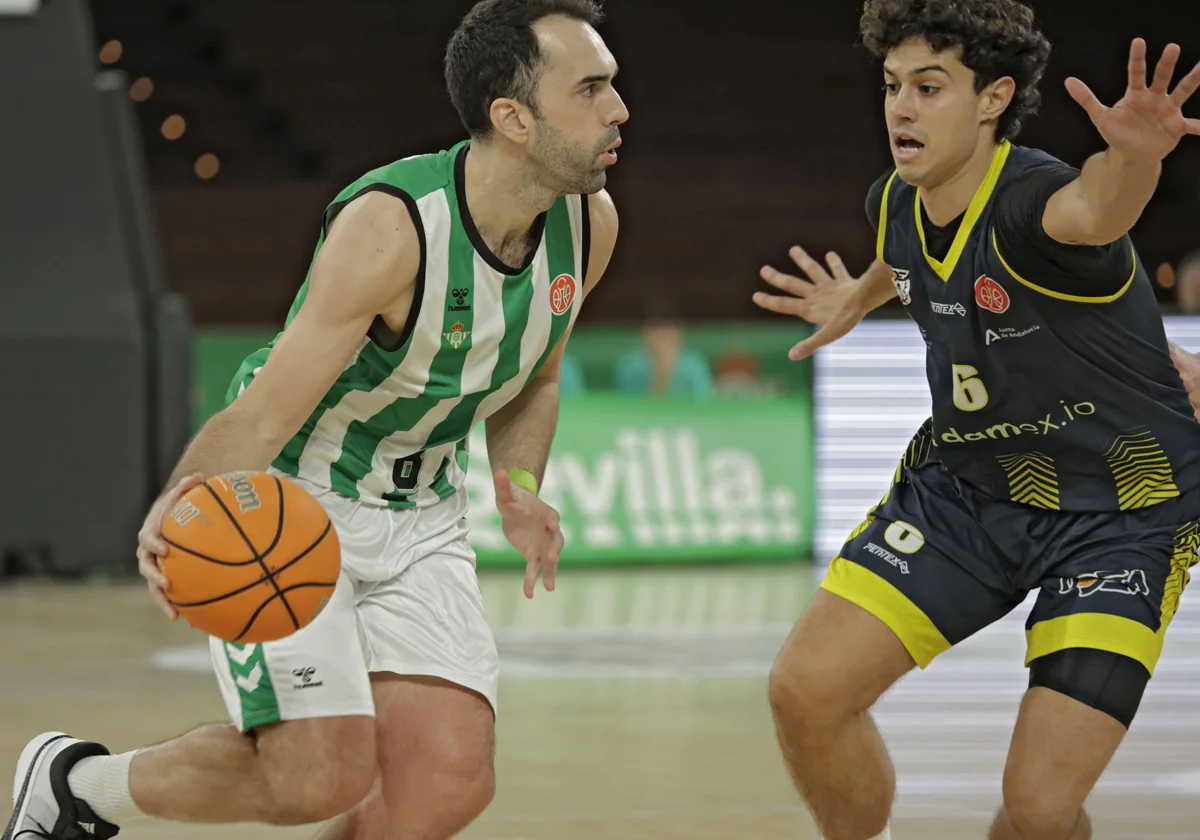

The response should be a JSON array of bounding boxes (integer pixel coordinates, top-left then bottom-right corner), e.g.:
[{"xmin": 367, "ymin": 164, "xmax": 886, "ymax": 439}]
[
  {"xmin": 231, "ymin": 580, "xmax": 340, "ymax": 643},
  {"xmin": 201, "ymin": 481, "xmax": 300, "ymax": 637},
  {"xmin": 265, "ymin": 475, "xmax": 302, "ymax": 633},
  {"xmin": 161, "ymin": 536, "xmax": 260, "ymax": 566},
  {"xmin": 168, "ymin": 521, "xmax": 334, "ymax": 609}
]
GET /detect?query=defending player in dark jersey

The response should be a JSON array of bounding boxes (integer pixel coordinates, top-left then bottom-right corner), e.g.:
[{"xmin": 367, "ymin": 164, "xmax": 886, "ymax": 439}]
[{"xmin": 753, "ymin": 2, "xmax": 1200, "ymax": 839}]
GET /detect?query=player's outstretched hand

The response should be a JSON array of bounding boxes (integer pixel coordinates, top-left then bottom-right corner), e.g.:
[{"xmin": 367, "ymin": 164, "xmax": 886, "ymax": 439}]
[
  {"xmin": 1066, "ymin": 38, "xmax": 1200, "ymax": 164},
  {"xmin": 136, "ymin": 472, "xmax": 205, "ymax": 620},
  {"xmin": 493, "ymin": 469, "xmax": 564, "ymax": 599},
  {"xmin": 1168, "ymin": 342, "xmax": 1200, "ymax": 423},
  {"xmin": 753, "ymin": 246, "xmax": 868, "ymax": 360}
]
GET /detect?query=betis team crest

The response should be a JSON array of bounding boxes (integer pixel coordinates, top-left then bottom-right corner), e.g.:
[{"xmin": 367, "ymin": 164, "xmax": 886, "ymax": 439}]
[{"xmin": 444, "ymin": 321, "xmax": 470, "ymax": 350}]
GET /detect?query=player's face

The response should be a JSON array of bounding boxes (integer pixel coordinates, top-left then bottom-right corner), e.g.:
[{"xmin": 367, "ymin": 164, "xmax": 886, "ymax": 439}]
[
  {"xmin": 882, "ymin": 39, "xmax": 1005, "ymax": 188},
  {"xmin": 527, "ymin": 16, "xmax": 628, "ymax": 194}
]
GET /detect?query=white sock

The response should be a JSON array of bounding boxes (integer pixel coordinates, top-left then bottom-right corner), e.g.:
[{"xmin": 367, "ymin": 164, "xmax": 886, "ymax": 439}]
[{"xmin": 66, "ymin": 751, "xmax": 147, "ymax": 824}]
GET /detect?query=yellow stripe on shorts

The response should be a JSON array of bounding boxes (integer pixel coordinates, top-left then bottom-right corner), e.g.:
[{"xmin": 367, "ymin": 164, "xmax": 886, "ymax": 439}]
[
  {"xmin": 820, "ymin": 557, "xmax": 950, "ymax": 668},
  {"xmin": 1025, "ymin": 613, "xmax": 1165, "ymax": 676}
]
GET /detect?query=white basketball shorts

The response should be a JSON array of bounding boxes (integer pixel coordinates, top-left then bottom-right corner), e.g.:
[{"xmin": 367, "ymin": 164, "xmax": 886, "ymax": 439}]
[{"xmin": 208, "ymin": 471, "xmax": 499, "ymax": 732}]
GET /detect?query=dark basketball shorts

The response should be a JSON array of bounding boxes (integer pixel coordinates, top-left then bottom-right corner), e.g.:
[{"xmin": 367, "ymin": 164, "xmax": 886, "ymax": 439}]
[{"xmin": 823, "ymin": 459, "xmax": 1200, "ymax": 675}]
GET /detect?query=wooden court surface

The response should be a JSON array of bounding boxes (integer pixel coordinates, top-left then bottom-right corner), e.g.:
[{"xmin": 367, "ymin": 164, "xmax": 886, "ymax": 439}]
[{"xmin": 1, "ymin": 563, "xmax": 1198, "ymax": 839}]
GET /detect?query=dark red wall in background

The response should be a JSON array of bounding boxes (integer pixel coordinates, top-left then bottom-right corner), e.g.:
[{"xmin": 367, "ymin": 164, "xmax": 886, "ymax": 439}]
[{"xmin": 92, "ymin": 0, "xmax": 1200, "ymax": 325}]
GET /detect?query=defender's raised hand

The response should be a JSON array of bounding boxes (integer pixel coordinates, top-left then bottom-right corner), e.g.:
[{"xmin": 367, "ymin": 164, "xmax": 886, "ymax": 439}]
[{"xmin": 1066, "ymin": 38, "xmax": 1200, "ymax": 164}]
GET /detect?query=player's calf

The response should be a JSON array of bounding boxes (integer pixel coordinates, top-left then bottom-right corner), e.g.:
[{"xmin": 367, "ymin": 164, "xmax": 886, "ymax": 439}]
[
  {"xmin": 768, "ymin": 590, "xmax": 914, "ymax": 840},
  {"xmin": 5, "ymin": 716, "xmax": 376, "ymax": 840}
]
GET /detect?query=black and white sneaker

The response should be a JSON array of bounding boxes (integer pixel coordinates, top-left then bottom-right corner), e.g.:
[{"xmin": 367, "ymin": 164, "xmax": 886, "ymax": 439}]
[{"xmin": 4, "ymin": 733, "xmax": 119, "ymax": 840}]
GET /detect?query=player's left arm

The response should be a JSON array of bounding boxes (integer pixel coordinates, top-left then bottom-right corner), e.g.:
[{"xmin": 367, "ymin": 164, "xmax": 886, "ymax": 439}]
[
  {"xmin": 486, "ymin": 189, "xmax": 617, "ymax": 487},
  {"xmin": 484, "ymin": 189, "xmax": 618, "ymax": 598},
  {"xmin": 1042, "ymin": 39, "xmax": 1200, "ymax": 246}
]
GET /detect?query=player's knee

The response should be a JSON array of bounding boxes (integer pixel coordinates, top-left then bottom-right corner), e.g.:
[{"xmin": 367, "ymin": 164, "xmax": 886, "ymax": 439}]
[
  {"xmin": 255, "ymin": 716, "xmax": 377, "ymax": 825},
  {"xmin": 770, "ymin": 595, "xmax": 906, "ymax": 735},
  {"xmin": 1002, "ymin": 782, "xmax": 1085, "ymax": 840},
  {"xmin": 769, "ymin": 643, "xmax": 849, "ymax": 735},
  {"xmin": 413, "ymin": 726, "xmax": 496, "ymax": 823}
]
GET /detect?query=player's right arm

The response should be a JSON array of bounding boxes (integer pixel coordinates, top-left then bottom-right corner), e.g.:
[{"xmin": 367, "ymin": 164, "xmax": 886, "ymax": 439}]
[
  {"xmin": 753, "ymin": 251, "xmax": 895, "ymax": 360},
  {"xmin": 752, "ymin": 169, "xmax": 898, "ymax": 359},
  {"xmin": 138, "ymin": 191, "xmax": 420, "ymax": 618}
]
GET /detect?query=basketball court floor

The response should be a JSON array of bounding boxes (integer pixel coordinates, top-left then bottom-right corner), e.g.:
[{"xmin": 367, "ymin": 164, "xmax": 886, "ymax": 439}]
[{"xmin": 2, "ymin": 562, "xmax": 1198, "ymax": 840}]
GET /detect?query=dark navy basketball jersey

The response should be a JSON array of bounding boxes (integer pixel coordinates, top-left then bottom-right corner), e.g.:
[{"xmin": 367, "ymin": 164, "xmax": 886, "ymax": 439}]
[{"xmin": 876, "ymin": 140, "xmax": 1200, "ymax": 512}]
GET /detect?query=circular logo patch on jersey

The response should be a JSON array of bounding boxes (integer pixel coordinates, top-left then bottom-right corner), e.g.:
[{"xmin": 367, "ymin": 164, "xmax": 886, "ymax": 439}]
[
  {"xmin": 974, "ymin": 275, "xmax": 1010, "ymax": 314},
  {"xmin": 549, "ymin": 274, "xmax": 577, "ymax": 316}
]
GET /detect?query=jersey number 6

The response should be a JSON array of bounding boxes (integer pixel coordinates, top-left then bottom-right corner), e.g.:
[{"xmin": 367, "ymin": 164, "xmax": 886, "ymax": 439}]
[{"xmin": 951, "ymin": 364, "xmax": 990, "ymax": 412}]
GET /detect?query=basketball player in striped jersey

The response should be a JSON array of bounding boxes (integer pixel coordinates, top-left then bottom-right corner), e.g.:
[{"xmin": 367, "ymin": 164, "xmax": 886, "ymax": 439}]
[
  {"xmin": 4, "ymin": 2, "xmax": 624, "ymax": 840},
  {"xmin": 753, "ymin": 1, "xmax": 1200, "ymax": 839}
]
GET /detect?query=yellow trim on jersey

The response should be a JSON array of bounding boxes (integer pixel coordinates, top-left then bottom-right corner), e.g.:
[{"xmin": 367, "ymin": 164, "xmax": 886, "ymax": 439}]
[
  {"xmin": 915, "ymin": 140, "xmax": 1012, "ymax": 282},
  {"xmin": 821, "ymin": 557, "xmax": 950, "ymax": 668},
  {"xmin": 876, "ymin": 170, "xmax": 900, "ymax": 264},
  {"xmin": 1025, "ymin": 613, "xmax": 1165, "ymax": 676},
  {"xmin": 992, "ymin": 229, "xmax": 1137, "ymax": 304}
]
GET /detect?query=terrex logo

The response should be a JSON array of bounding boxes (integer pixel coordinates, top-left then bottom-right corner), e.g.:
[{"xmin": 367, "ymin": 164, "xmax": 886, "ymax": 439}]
[{"xmin": 931, "ymin": 301, "xmax": 966, "ymax": 316}]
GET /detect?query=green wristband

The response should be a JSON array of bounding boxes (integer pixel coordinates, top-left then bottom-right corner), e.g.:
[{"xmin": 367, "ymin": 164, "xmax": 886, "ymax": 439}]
[{"xmin": 508, "ymin": 468, "xmax": 539, "ymax": 496}]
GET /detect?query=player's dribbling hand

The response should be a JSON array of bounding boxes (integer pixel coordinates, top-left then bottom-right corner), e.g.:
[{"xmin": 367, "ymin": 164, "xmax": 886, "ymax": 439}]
[
  {"xmin": 753, "ymin": 246, "xmax": 866, "ymax": 360},
  {"xmin": 1168, "ymin": 342, "xmax": 1200, "ymax": 423},
  {"xmin": 493, "ymin": 469, "xmax": 563, "ymax": 599},
  {"xmin": 136, "ymin": 472, "xmax": 205, "ymax": 620},
  {"xmin": 1066, "ymin": 38, "xmax": 1200, "ymax": 164}
]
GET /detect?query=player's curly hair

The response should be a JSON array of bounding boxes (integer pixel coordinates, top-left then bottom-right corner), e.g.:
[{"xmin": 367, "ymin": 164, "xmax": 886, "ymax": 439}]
[
  {"xmin": 860, "ymin": 0, "xmax": 1052, "ymax": 141},
  {"xmin": 445, "ymin": 0, "xmax": 605, "ymax": 139}
]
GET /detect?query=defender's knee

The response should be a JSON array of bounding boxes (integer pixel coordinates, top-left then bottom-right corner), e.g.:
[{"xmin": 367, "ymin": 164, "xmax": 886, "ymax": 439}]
[
  {"xmin": 256, "ymin": 717, "xmax": 377, "ymax": 825},
  {"xmin": 1002, "ymin": 785, "xmax": 1088, "ymax": 840},
  {"xmin": 769, "ymin": 648, "xmax": 854, "ymax": 736},
  {"xmin": 770, "ymin": 592, "xmax": 915, "ymax": 735}
]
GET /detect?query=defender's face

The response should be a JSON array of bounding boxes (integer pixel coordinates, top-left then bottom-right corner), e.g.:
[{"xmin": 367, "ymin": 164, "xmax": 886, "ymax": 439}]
[
  {"xmin": 528, "ymin": 15, "xmax": 628, "ymax": 194},
  {"xmin": 882, "ymin": 39, "xmax": 993, "ymax": 188}
]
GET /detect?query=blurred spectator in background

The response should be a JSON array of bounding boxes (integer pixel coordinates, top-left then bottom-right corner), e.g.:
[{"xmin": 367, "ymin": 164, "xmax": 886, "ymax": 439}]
[
  {"xmin": 558, "ymin": 352, "xmax": 587, "ymax": 397},
  {"xmin": 615, "ymin": 301, "xmax": 713, "ymax": 398},
  {"xmin": 713, "ymin": 348, "xmax": 773, "ymax": 396},
  {"xmin": 1177, "ymin": 250, "xmax": 1200, "ymax": 314}
]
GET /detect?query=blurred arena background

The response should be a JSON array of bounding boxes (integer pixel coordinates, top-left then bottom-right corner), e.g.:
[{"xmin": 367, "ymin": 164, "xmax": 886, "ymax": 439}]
[{"xmin": 1, "ymin": 1, "xmax": 1199, "ymax": 837}]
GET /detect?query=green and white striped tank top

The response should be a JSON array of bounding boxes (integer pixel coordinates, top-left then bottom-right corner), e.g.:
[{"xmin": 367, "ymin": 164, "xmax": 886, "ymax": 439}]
[{"xmin": 226, "ymin": 140, "xmax": 588, "ymax": 509}]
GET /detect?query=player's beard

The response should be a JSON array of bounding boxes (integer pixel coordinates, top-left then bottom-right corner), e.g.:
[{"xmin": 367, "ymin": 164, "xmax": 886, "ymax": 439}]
[{"xmin": 528, "ymin": 119, "xmax": 611, "ymax": 195}]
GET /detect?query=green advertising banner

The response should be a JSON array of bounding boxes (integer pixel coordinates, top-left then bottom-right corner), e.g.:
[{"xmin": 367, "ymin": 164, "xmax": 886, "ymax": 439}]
[
  {"xmin": 462, "ymin": 395, "xmax": 815, "ymax": 567},
  {"xmin": 188, "ymin": 327, "xmax": 815, "ymax": 566}
]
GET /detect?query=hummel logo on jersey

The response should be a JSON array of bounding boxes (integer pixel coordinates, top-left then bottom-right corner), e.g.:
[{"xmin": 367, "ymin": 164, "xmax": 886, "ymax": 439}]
[
  {"xmin": 444, "ymin": 321, "xmax": 470, "ymax": 350},
  {"xmin": 292, "ymin": 666, "xmax": 324, "ymax": 689},
  {"xmin": 449, "ymin": 287, "xmax": 471, "ymax": 312},
  {"xmin": 891, "ymin": 269, "xmax": 912, "ymax": 306}
]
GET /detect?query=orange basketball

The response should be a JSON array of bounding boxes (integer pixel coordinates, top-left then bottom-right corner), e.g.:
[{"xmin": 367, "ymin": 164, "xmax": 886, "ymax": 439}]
[{"xmin": 159, "ymin": 471, "xmax": 340, "ymax": 644}]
